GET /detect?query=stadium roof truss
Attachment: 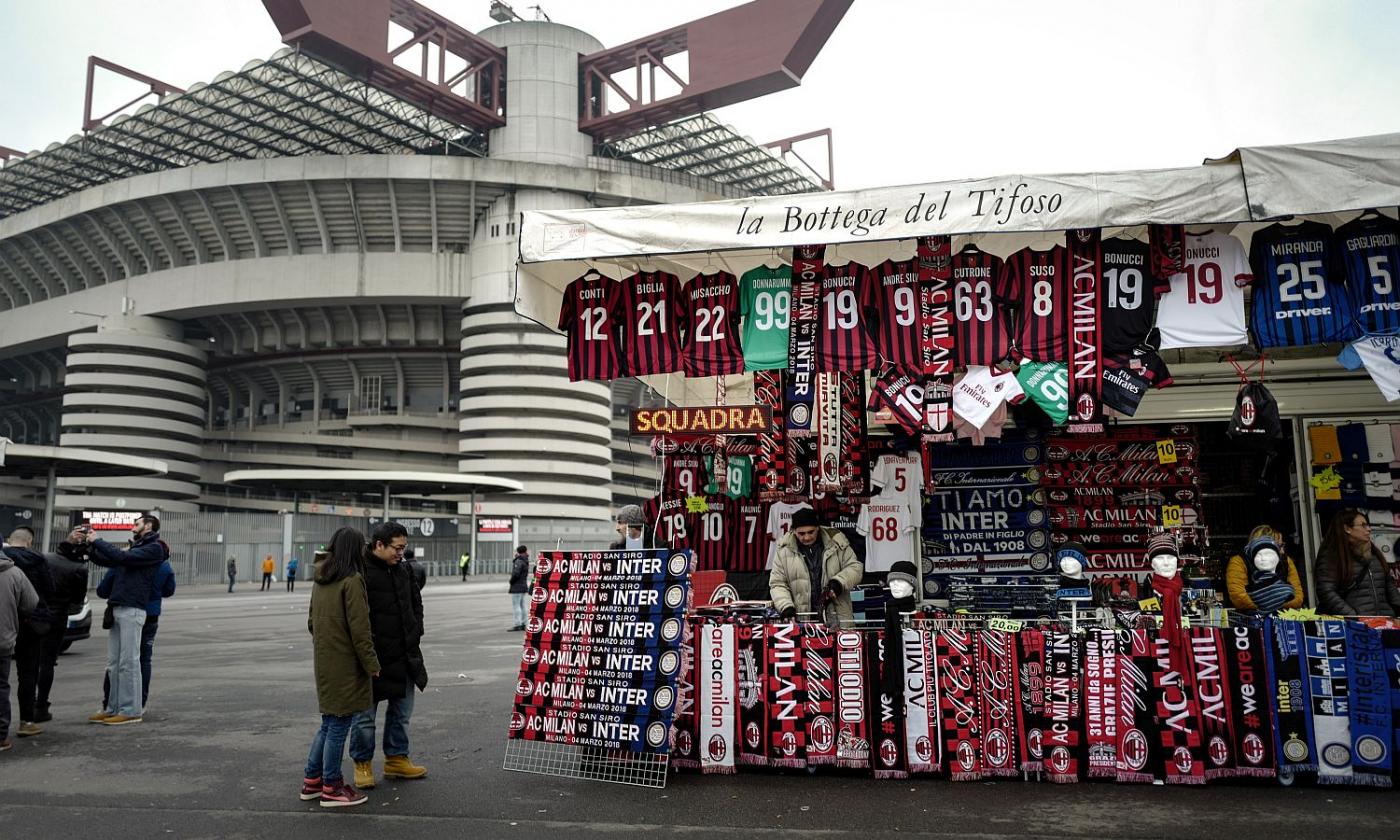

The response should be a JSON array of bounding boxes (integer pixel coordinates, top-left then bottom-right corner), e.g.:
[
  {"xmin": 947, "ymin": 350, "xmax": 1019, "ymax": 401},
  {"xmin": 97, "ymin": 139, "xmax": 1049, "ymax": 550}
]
[{"xmin": 0, "ymin": 49, "xmax": 485, "ymax": 220}]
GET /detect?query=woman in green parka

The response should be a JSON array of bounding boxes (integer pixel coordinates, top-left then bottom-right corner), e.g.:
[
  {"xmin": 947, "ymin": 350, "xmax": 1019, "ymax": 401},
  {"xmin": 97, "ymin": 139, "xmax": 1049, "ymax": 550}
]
[{"xmin": 299, "ymin": 527, "xmax": 381, "ymax": 808}]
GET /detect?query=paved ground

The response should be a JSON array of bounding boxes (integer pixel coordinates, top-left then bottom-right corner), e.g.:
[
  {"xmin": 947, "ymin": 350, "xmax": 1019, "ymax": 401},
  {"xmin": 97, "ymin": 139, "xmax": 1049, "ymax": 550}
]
[{"xmin": 2, "ymin": 579, "xmax": 1396, "ymax": 839}]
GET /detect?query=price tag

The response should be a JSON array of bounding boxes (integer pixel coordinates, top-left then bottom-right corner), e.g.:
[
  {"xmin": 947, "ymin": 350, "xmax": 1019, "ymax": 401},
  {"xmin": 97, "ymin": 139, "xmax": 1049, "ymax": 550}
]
[
  {"xmin": 987, "ymin": 617, "xmax": 1024, "ymax": 633},
  {"xmin": 1161, "ymin": 505, "xmax": 1183, "ymax": 528},
  {"xmin": 1138, "ymin": 596, "xmax": 1161, "ymax": 612},
  {"xmin": 684, "ymin": 495, "xmax": 709, "ymax": 513},
  {"xmin": 1156, "ymin": 439, "xmax": 1177, "ymax": 465}
]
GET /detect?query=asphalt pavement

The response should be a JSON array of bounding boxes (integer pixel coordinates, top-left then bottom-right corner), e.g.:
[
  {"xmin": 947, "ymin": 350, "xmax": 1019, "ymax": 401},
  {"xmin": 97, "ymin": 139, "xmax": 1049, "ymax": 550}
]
[{"xmin": 2, "ymin": 578, "xmax": 1396, "ymax": 839}]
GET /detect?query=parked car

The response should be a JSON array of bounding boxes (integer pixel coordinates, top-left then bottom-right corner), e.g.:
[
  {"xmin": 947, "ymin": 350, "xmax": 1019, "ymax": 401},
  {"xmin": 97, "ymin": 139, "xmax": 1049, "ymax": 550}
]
[{"xmin": 62, "ymin": 595, "xmax": 92, "ymax": 653}]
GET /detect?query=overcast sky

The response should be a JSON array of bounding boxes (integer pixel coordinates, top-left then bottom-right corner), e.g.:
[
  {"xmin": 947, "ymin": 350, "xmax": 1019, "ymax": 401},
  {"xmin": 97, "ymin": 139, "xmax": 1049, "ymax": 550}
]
[{"xmin": 3, "ymin": 0, "xmax": 1399, "ymax": 190}]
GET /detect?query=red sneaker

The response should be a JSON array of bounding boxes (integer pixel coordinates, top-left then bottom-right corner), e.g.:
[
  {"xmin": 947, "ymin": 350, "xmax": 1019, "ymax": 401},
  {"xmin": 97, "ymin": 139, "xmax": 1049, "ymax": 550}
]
[
  {"xmin": 299, "ymin": 776, "xmax": 322, "ymax": 801},
  {"xmin": 319, "ymin": 782, "xmax": 368, "ymax": 808}
]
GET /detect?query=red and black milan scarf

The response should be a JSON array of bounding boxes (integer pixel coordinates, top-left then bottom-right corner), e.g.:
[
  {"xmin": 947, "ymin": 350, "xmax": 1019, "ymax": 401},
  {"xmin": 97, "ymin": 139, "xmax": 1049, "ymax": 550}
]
[
  {"xmin": 671, "ymin": 618, "xmax": 701, "ymax": 770},
  {"xmin": 834, "ymin": 630, "xmax": 871, "ymax": 769},
  {"xmin": 1116, "ymin": 629, "xmax": 1157, "ymax": 784},
  {"xmin": 1152, "ymin": 633, "xmax": 1204, "ymax": 784},
  {"xmin": 766, "ymin": 622, "xmax": 807, "ymax": 768},
  {"xmin": 903, "ymin": 628, "xmax": 939, "ymax": 774},
  {"xmin": 871, "ymin": 626, "xmax": 908, "ymax": 779},
  {"xmin": 1016, "ymin": 628, "xmax": 1047, "ymax": 773},
  {"xmin": 752, "ymin": 370, "xmax": 787, "ymax": 498},
  {"xmin": 802, "ymin": 624, "xmax": 838, "ymax": 766},
  {"xmin": 1148, "ymin": 224, "xmax": 1185, "ymax": 282},
  {"xmin": 917, "ymin": 235, "xmax": 956, "ymax": 442},
  {"xmin": 737, "ymin": 623, "xmax": 768, "ymax": 766},
  {"xmin": 977, "ymin": 629, "xmax": 1020, "ymax": 777},
  {"xmin": 1223, "ymin": 625, "xmax": 1275, "ymax": 779},
  {"xmin": 1084, "ymin": 628, "xmax": 1118, "ymax": 779},
  {"xmin": 937, "ymin": 627, "xmax": 982, "ymax": 780},
  {"xmin": 1190, "ymin": 627, "xmax": 1238, "ymax": 780},
  {"xmin": 1042, "ymin": 630, "xmax": 1082, "ymax": 783},
  {"xmin": 1065, "ymin": 228, "xmax": 1104, "ymax": 434},
  {"xmin": 839, "ymin": 372, "xmax": 868, "ymax": 495}
]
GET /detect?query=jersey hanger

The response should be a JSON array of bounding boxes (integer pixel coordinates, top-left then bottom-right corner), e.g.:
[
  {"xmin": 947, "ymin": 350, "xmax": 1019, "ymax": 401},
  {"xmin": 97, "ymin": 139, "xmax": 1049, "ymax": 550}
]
[{"xmin": 763, "ymin": 247, "xmax": 787, "ymax": 269}]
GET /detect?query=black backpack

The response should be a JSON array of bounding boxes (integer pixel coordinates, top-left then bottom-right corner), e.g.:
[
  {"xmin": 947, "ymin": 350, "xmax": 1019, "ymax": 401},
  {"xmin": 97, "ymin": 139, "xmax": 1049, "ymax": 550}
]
[{"xmin": 1228, "ymin": 381, "xmax": 1282, "ymax": 450}]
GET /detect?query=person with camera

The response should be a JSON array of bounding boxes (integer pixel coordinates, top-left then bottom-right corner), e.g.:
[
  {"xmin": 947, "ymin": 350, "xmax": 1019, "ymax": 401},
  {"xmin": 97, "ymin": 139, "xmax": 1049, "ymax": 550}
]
[
  {"xmin": 96, "ymin": 553, "xmax": 174, "ymax": 712},
  {"xmin": 75, "ymin": 515, "xmax": 169, "ymax": 726},
  {"xmin": 2, "ymin": 527, "xmax": 56, "ymax": 739},
  {"xmin": 0, "ymin": 537, "xmax": 40, "ymax": 752}
]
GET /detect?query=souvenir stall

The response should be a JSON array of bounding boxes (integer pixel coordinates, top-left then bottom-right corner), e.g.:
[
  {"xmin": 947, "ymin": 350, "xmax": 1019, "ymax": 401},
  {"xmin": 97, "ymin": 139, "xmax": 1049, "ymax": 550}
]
[{"xmin": 504, "ymin": 134, "xmax": 1400, "ymax": 788}]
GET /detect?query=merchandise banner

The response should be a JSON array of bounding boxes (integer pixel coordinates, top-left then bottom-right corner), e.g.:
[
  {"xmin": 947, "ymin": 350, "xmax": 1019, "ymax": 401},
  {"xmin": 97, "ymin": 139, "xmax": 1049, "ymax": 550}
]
[
  {"xmin": 937, "ymin": 627, "xmax": 982, "ymax": 780},
  {"xmin": 1267, "ymin": 619, "xmax": 1319, "ymax": 775},
  {"xmin": 870, "ymin": 629, "xmax": 909, "ymax": 779},
  {"xmin": 917, "ymin": 235, "xmax": 956, "ymax": 442},
  {"xmin": 839, "ymin": 372, "xmax": 868, "ymax": 494},
  {"xmin": 834, "ymin": 630, "xmax": 872, "ymax": 769},
  {"xmin": 815, "ymin": 373, "xmax": 842, "ymax": 492},
  {"xmin": 1043, "ymin": 630, "xmax": 1082, "ymax": 783},
  {"xmin": 1342, "ymin": 621, "xmax": 1393, "ymax": 787},
  {"xmin": 1065, "ymin": 228, "xmax": 1105, "ymax": 434},
  {"xmin": 1191, "ymin": 628, "xmax": 1238, "ymax": 781},
  {"xmin": 752, "ymin": 370, "xmax": 787, "ymax": 497},
  {"xmin": 903, "ymin": 629, "xmax": 939, "ymax": 773},
  {"xmin": 1305, "ymin": 621, "xmax": 1354, "ymax": 785},
  {"xmin": 671, "ymin": 619, "xmax": 700, "ymax": 770},
  {"xmin": 1016, "ymin": 628, "xmax": 1047, "ymax": 773},
  {"xmin": 1224, "ymin": 625, "xmax": 1276, "ymax": 779},
  {"xmin": 766, "ymin": 622, "xmax": 808, "ymax": 768},
  {"xmin": 786, "ymin": 244, "xmax": 823, "ymax": 436},
  {"xmin": 509, "ymin": 550, "xmax": 692, "ymax": 753},
  {"xmin": 1115, "ymin": 629, "xmax": 1156, "ymax": 784},
  {"xmin": 699, "ymin": 622, "xmax": 738, "ymax": 774},
  {"xmin": 977, "ymin": 629, "xmax": 1021, "ymax": 777},
  {"xmin": 803, "ymin": 624, "xmax": 838, "ymax": 766},
  {"xmin": 1084, "ymin": 628, "xmax": 1118, "ymax": 779},
  {"xmin": 1152, "ymin": 633, "xmax": 1205, "ymax": 785},
  {"xmin": 738, "ymin": 624, "xmax": 769, "ymax": 766}
]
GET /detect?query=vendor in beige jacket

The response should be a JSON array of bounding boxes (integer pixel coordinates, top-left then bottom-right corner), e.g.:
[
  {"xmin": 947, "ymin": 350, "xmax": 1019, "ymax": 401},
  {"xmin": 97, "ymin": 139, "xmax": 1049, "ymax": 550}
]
[{"xmin": 769, "ymin": 508, "xmax": 864, "ymax": 628}]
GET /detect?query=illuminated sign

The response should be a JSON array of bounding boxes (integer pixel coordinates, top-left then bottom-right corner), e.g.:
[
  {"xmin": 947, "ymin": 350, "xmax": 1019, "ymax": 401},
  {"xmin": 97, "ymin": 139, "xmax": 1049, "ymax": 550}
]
[
  {"xmin": 478, "ymin": 518, "xmax": 514, "ymax": 534},
  {"xmin": 80, "ymin": 510, "xmax": 143, "ymax": 531},
  {"xmin": 629, "ymin": 405, "xmax": 772, "ymax": 437}
]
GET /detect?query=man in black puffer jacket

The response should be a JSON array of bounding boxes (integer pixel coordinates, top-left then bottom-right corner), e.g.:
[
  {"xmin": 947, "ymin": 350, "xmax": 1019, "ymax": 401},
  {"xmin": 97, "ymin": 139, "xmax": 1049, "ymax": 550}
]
[
  {"xmin": 349, "ymin": 521, "xmax": 428, "ymax": 790},
  {"xmin": 35, "ymin": 538, "xmax": 90, "ymax": 722},
  {"xmin": 3, "ymin": 527, "xmax": 55, "ymax": 737}
]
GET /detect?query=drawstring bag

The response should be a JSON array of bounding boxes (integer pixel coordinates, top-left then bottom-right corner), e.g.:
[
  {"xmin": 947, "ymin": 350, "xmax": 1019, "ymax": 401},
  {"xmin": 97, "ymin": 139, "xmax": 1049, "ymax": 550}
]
[{"xmin": 1229, "ymin": 381, "xmax": 1282, "ymax": 449}]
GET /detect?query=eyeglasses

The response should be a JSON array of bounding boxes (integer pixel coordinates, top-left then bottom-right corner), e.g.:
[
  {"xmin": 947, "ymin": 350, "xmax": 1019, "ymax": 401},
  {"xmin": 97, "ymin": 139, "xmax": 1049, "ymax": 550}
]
[{"xmin": 388, "ymin": 543, "xmax": 408, "ymax": 553}]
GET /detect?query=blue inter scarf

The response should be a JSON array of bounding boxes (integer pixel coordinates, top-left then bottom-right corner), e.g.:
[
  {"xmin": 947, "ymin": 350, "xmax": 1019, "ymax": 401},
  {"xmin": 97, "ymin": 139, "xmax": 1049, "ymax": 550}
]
[{"xmin": 1344, "ymin": 621, "xmax": 1393, "ymax": 787}]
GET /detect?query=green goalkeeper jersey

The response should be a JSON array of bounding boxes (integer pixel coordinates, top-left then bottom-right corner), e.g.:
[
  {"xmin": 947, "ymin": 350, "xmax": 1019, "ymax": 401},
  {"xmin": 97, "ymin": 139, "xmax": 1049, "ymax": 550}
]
[{"xmin": 739, "ymin": 265, "xmax": 793, "ymax": 370}]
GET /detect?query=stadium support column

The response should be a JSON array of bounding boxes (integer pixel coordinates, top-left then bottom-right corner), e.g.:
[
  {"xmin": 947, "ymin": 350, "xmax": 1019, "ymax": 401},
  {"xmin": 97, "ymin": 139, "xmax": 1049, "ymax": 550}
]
[{"xmin": 58, "ymin": 315, "xmax": 207, "ymax": 512}]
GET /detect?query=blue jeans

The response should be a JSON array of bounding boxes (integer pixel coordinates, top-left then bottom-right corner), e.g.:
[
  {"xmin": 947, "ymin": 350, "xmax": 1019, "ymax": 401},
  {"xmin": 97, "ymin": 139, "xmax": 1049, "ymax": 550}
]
[
  {"xmin": 511, "ymin": 592, "xmax": 527, "ymax": 627},
  {"xmin": 349, "ymin": 689, "xmax": 415, "ymax": 761},
  {"xmin": 102, "ymin": 619, "xmax": 159, "ymax": 708},
  {"xmin": 106, "ymin": 606, "xmax": 146, "ymax": 716},
  {"xmin": 305, "ymin": 713, "xmax": 354, "ymax": 785}
]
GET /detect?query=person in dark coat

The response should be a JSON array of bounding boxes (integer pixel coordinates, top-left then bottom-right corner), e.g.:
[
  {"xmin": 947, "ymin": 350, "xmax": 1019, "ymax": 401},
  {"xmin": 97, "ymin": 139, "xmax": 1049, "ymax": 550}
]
[
  {"xmin": 301, "ymin": 528, "xmax": 379, "ymax": 808},
  {"xmin": 349, "ymin": 521, "xmax": 428, "ymax": 790},
  {"xmin": 508, "ymin": 545, "xmax": 530, "ymax": 632},
  {"xmin": 1314, "ymin": 508, "xmax": 1400, "ymax": 617},
  {"xmin": 34, "ymin": 535, "xmax": 90, "ymax": 722},
  {"xmin": 4, "ymin": 527, "xmax": 56, "ymax": 737}
]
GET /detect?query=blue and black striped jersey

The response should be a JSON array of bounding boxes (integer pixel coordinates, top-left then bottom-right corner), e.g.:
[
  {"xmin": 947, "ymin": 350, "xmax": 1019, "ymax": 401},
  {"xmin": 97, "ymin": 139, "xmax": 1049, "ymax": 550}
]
[
  {"xmin": 1248, "ymin": 220, "xmax": 1358, "ymax": 347},
  {"xmin": 1334, "ymin": 213, "xmax": 1400, "ymax": 335}
]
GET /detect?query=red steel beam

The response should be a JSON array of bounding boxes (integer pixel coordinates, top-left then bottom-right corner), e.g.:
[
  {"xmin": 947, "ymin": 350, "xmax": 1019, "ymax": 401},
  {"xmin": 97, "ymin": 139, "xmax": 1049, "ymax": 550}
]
[
  {"xmin": 262, "ymin": 0, "xmax": 506, "ymax": 131},
  {"xmin": 579, "ymin": 0, "xmax": 851, "ymax": 140},
  {"xmin": 83, "ymin": 56, "xmax": 185, "ymax": 132},
  {"xmin": 763, "ymin": 127, "xmax": 833, "ymax": 189}
]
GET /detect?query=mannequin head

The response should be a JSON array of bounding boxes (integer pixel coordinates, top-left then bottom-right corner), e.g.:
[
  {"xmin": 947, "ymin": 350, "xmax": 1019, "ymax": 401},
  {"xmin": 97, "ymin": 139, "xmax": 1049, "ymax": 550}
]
[
  {"xmin": 885, "ymin": 561, "xmax": 919, "ymax": 609},
  {"xmin": 1055, "ymin": 542, "xmax": 1088, "ymax": 580},
  {"xmin": 1252, "ymin": 547, "xmax": 1280, "ymax": 574},
  {"xmin": 1150, "ymin": 552, "xmax": 1179, "ymax": 578},
  {"xmin": 1144, "ymin": 531, "xmax": 1179, "ymax": 579}
]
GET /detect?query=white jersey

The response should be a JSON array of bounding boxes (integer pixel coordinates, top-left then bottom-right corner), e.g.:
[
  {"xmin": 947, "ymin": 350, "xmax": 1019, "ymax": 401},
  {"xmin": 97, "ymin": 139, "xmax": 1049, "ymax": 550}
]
[
  {"xmin": 870, "ymin": 453, "xmax": 923, "ymax": 527},
  {"xmin": 1156, "ymin": 231, "xmax": 1251, "ymax": 350},
  {"xmin": 1339, "ymin": 335, "xmax": 1400, "ymax": 402},
  {"xmin": 952, "ymin": 366, "xmax": 1025, "ymax": 430},
  {"xmin": 764, "ymin": 501, "xmax": 811, "ymax": 569},
  {"xmin": 857, "ymin": 501, "xmax": 916, "ymax": 573}
]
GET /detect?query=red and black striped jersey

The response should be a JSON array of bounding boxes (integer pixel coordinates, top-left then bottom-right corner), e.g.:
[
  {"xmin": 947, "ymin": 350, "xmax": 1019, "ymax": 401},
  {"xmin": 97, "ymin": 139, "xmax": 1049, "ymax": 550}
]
[
  {"xmin": 729, "ymin": 499, "xmax": 769, "ymax": 573},
  {"xmin": 1004, "ymin": 244, "xmax": 1072, "ymax": 362},
  {"xmin": 557, "ymin": 273, "xmax": 622, "ymax": 381},
  {"xmin": 1100, "ymin": 237, "xmax": 1165, "ymax": 353},
  {"xmin": 687, "ymin": 496, "xmax": 732, "ymax": 572},
  {"xmin": 643, "ymin": 492, "xmax": 690, "ymax": 552},
  {"xmin": 613, "ymin": 270, "xmax": 683, "ymax": 376},
  {"xmin": 679, "ymin": 271, "xmax": 744, "ymax": 377},
  {"xmin": 816, "ymin": 261, "xmax": 879, "ymax": 371},
  {"xmin": 664, "ymin": 454, "xmax": 706, "ymax": 498},
  {"xmin": 867, "ymin": 258, "xmax": 922, "ymax": 373},
  {"xmin": 950, "ymin": 247, "xmax": 1015, "ymax": 366}
]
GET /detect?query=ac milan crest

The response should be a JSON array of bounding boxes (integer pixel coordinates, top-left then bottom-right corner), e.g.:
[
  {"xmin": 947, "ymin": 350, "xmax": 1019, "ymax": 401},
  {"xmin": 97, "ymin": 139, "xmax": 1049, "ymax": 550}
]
[
  {"xmin": 1239, "ymin": 395, "xmax": 1256, "ymax": 427},
  {"xmin": 708, "ymin": 734, "xmax": 728, "ymax": 761}
]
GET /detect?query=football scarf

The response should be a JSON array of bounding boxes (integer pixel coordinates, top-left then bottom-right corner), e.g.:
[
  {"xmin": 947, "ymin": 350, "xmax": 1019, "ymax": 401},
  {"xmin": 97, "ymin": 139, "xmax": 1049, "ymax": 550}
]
[
  {"xmin": 903, "ymin": 628, "xmax": 939, "ymax": 774},
  {"xmin": 871, "ymin": 627, "xmax": 909, "ymax": 779},
  {"xmin": 1084, "ymin": 628, "xmax": 1118, "ymax": 779},
  {"xmin": 1065, "ymin": 228, "xmax": 1105, "ymax": 434},
  {"xmin": 766, "ymin": 621, "xmax": 807, "ymax": 769},
  {"xmin": 1381, "ymin": 629, "xmax": 1400, "ymax": 770},
  {"xmin": 977, "ymin": 629, "xmax": 1021, "ymax": 777},
  {"xmin": 752, "ymin": 370, "xmax": 787, "ymax": 497},
  {"xmin": 1191, "ymin": 627, "xmax": 1238, "ymax": 780},
  {"xmin": 737, "ymin": 623, "xmax": 768, "ymax": 766},
  {"xmin": 699, "ymin": 622, "xmax": 738, "ymax": 774},
  {"xmin": 839, "ymin": 372, "xmax": 868, "ymax": 495},
  {"xmin": 786, "ymin": 244, "xmax": 822, "ymax": 436},
  {"xmin": 1016, "ymin": 628, "xmax": 1047, "ymax": 773},
  {"xmin": 815, "ymin": 372, "xmax": 842, "ymax": 492},
  {"xmin": 937, "ymin": 627, "xmax": 981, "ymax": 780},
  {"xmin": 1153, "ymin": 632, "xmax": 1204, "ymax": 784},
  {"xmin": 1148, "ymin": 223, "xmax": 1185, "ymax": 282},
  {"xmin": 1305, "ymin": 621, "xmax": 1354, "ymax": 785},
  {"xmin": 802, "ymin": 624, "xmax": 838, "ymax": 766},
  {"xmin": 1116, "ymin": 629, "xmax": 1157, "ymax": 784},
  {"xmin": 671, "ymin": 619, "xmax": 701, "ymax": 770},
  {"xmin": 922, "ymin": 378, "xmax": 955, "ymax": 443},
  {"xmin": 1224, "ymin": 625, "xmax": 1276, "ymax": 779},
  {"xmin": 1266, "ymin": 619, "xmax": 1318, "ymax": 774},
  {"xmin": 1043, "ymin": 630, "xmax": 1082, "ymax": 783},
  {"xmin": 834, "ymin": 630, "xmax": 871, "ymax": 769},
  {"xmin": 918, "ymin": 236, "xmax": 956, "ymax": 442},
  {"xmin": 1343, "ymin": 621, "xmax": 1393, "ymax": 787}
]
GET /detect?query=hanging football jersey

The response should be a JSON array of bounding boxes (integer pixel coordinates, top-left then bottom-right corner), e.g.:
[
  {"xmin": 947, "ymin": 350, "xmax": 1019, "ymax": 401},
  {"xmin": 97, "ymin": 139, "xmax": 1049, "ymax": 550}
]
[
  {"xmin": 1016, "ymin": 360, "xmax": 1069, "ymax": 425},
  {"xmin": 867, "ymin": 257, "xmax": 923, "ymax": 373},
  {"xmin": 857, "ymin": 500, "xmax": 916, "ymax": 573},
  {"xmin": 680, "ymin": 271, "xmax": 744, "ymax": 377},
  {"xmin": 816, "ymin": 260, "xmax": 880, "ymax": 371},
  {"xmin": 1334, "ymin": 212, "xmax": 1400, "ymax": 336},
  {"xmin": 1003, "ymin": 244, "xmax": 1072, "ymax": 362},
  {"xmin": 1248, "ymin": 221, "xmax": 1358, "ymax": 347},
  {"xmin": 614, "ymin": 270, "xmax": 684, "ymax": 375},
  {"xmin": 950, "ymin": 246, "xmax": 1015, "ymax": 366},
  {"xmin": 740, "ymin": 264, "xmax": 793, "ymax": 370},
  {"xmin": 1100, "ymin": 237, "xmax": 1165, "ymax": 352},
  {"xmin": 558, "ymin": 272, "xmax": 623, "ymax": 381},
  {"xmin": 1338, "ymin": 335, "xmax": 1400, "ymax": 402},
  {"xmin": 1100, "ymin": 349, "xmax": 1172, "ymax": 417},
  {"xmin": 952, "ymin": 365, "xmax": 1025, "ymax": 430},
  {"xmin": 869, "ymin": 452, "xmax": 923, "ymax": 527},
  {"xmin": 1155, "ymin": 231, "xmax": 1251, "ymax": 350}
]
